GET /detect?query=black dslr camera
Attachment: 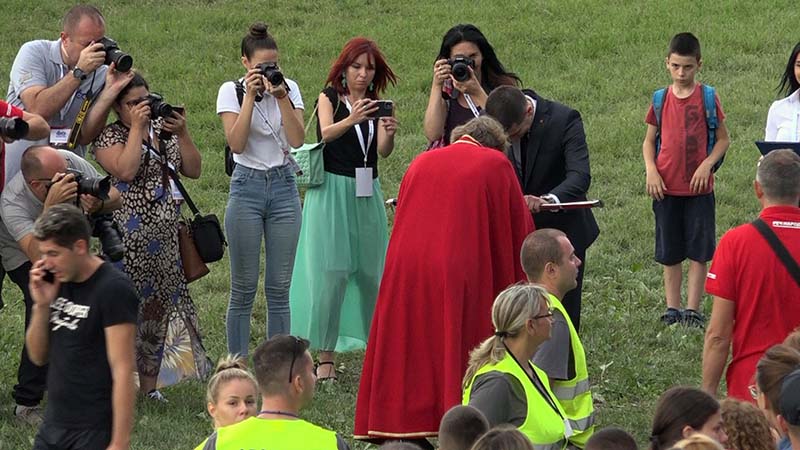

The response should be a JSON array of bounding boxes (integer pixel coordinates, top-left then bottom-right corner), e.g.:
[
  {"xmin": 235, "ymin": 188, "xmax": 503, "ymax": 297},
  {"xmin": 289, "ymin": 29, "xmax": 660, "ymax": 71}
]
[
  {"xmin": 98, "ymin": 37, "xmax": 133, "ymax": 72},
  {"xmin": 0, "ymin": 117, "xmax": 29, "ymax": 141},
  {"xmin": 448, "ymin": 56, "xmax": 475, "ymax": 82},
  {"xmin": 144, "ymin": 93, "xmax": 174, "ymax": 120},
  {"xmin": 256, "ymin": 62, "xmax": 285, "ymax": 86},
  {"xmin": 64, "ymin": 168, "xmax": 124, "ymax": 261}
]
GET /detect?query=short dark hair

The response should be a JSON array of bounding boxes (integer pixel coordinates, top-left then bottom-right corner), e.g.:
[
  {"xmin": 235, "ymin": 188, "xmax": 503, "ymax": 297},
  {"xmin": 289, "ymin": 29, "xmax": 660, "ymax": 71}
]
[
  {"xmin": 20, "ymin": 145, "xmax": 49, "ymax": 181},
  {"xmin": 62, "ymin": 5, "xmax": 104, "ymax": 33},
  {"xmin": 756, "ymin": 343, "xmax": 800, "ymax": 413},
  {"xmin": 668, "ymin": 33, "xmax": 701, "ymax": 61},
  {"xmin": 521, "ymin": 229, "xmax": 567, "ymax": 281},
  {"xmin": 378, "ymin": 442, "xmax": 424, "ymax": 450},
  {"xmin": 485, "ymin": 86, "xmax": 528, "ymax": 131},
  {"xmin": 586, "ymin": 427, "xmax": 639, "ymax": 450},
  {"xmin": 241, "ymin": 22, "xmax": 278, "ymax": 59},
  {"xmin": 33, "ymin": 204, "xmax": 91, "ymax": 249},
  {"xmin": 115, "ymin": 71, "xmax": 149, "ymax": 105},
  {"xmin": 470, "ymin": 425, "xmax": 534, "ymax": 450},
  {"xmin": 252, "ymin": 335, "xmax": 310, "ymax": 395},
  {"xmin": 649, "ymin": 387, "xmax": 719, "ymax": 450},
  {"xmin": 438, "ymin": 405, "xmax": 489, "ymax": 450},
  {"xmin": 756, "ymin": 149, "xmax": 800, "ymax": 204}
]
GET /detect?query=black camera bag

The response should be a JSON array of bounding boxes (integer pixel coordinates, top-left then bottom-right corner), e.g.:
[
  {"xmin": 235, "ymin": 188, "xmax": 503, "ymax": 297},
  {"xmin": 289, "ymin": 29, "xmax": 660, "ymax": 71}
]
[{"xmin": 166, "ymin": 166, "xmax": 227, "ymax": 263}]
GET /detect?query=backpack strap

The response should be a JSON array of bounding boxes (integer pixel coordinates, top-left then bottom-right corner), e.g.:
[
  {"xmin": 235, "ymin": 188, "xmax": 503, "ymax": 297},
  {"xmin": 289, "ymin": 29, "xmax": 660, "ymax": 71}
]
[
  {"xmin": 233, "ymin": 80, "xmax": 245, "ymax": 107},
  {"xmin": 652, "ymin": 88, "xmax": 668, "ymax": 158},
  {"xmin": 751, "ymin": 218, "xmax": 800, "ymax": 288},
  {"xmin": 701, "ymin": 84, "xmax": 723, "ymax": 172}
]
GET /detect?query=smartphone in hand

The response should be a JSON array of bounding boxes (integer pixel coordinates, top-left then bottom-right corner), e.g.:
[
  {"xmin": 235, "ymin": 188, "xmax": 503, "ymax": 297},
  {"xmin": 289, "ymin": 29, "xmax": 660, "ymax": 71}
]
[{"xmin": 371, "ymin": 100, "xmax": 394, "ymax": 118}]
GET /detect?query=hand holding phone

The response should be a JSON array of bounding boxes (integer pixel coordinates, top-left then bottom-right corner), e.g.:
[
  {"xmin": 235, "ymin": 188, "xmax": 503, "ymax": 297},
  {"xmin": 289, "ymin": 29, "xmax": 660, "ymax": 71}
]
[{"xmin": 370, "ymin": 100, "xmax": 394, "ymax": 118}]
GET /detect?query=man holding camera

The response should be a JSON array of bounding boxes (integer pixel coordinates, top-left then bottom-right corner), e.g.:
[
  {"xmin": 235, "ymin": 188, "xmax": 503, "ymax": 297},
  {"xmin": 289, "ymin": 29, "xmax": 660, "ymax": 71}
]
[
  {"xmin": 26, "ymin": 204, "xmax": 137, "ymax": 450},
  {"xmin": 5, "ymin": 4, "xmax": 134, "ymax": 182},
  {"xmin": 2, "ymin": 145, "xmax": 121, "ymax": 425}
]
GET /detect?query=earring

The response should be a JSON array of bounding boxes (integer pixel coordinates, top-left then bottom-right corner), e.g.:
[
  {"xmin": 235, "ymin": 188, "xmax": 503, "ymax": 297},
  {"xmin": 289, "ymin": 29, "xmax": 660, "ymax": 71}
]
[
  {"xmin": 341, "ymin": 75, "xmax": 347, "ymax": 88},
  {"xmin": 368, "ymin": 82, "xmax": 374, "ymax": 91}
]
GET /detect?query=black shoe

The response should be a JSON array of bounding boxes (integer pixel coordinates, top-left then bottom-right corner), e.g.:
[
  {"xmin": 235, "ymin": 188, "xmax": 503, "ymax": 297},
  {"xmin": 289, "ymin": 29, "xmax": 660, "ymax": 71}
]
[
  {"xmin": 682, "ymin": 309, "xmax": 706, "ymax": 328},
  {"xmin": 660, "ymin": 307, "xmax": 683, "ymax": 326}
]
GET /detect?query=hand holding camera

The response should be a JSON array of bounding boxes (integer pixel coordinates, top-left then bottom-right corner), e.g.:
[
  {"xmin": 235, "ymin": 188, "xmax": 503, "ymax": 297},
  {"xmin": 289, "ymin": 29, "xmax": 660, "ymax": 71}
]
[
  {"xmin": 243, "ymin": 68, "xmax": 265, "ymax": 100},
  {"xmin": 433, "ymin": 58, "xmax": 452, "ymax": 87},
  {"xmin": 129, "ymin": 98, "xmax": 151, "ymax": 131},
  {"xmin": 347, "ymin": 98, "xmax": 379, "ymax": 126},
  {"xmin": 44, "ymin": 172, "xmax": 79, "ymax": 207},
  {"xmin": 76, "ymin": 42, "xmax": 107, "ymax": 74},
  {"xmin": 162, "ymin": 107, "xmax": 187, "ymax": 138}
]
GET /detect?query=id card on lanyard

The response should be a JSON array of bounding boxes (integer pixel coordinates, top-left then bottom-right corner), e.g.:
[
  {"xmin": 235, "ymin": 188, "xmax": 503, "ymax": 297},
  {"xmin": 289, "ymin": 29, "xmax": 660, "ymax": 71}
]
[{"xmin": 343, "ymin": 96, "xmax": 375, "ymax": 198}]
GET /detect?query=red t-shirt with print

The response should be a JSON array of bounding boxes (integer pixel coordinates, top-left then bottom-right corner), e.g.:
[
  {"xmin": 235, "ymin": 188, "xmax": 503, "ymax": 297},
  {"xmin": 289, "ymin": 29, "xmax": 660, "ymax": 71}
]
[
  {"xmin": 705, "ymin": 206, "xmax": 800, "ymax": 401},
  {"xmin": 645, "ymin": 84, "xmax": 725, "ymax": 196},
  {"xmin": 1, "ymin": 100, "xmax": 25, "ymax": 188}
]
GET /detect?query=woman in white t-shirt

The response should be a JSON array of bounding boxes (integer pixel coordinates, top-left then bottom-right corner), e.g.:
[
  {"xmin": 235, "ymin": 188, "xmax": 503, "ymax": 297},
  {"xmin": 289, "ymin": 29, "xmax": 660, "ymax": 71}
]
[
  {"xmin": 766, "ymin": 42, "xmax": 800, "ymax": 141},
  {"xmin": 216, "ymin": 22, "xmax": 304, "ymax": 358}
]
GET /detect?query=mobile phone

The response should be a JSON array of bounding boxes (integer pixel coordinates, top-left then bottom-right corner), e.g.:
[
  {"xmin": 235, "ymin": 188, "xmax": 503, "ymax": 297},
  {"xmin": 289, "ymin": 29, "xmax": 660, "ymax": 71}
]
[
  {"xmin": 43, "ymin": 270, "xmax": 55, "ymax": 284},
  {"xmin": 371, "ymin": 100, "xmax": 394, "ymax": 118},
  {"xmin": 173, "ymin": 106, "xmax": 186, "ymax": 116}
]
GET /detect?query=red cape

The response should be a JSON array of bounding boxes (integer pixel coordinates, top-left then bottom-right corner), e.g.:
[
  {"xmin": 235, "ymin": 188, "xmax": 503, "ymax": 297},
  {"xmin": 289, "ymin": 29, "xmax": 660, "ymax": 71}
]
[{"xmin": 354, "ymin": 141, "xmax": 535, "ymax": 439}]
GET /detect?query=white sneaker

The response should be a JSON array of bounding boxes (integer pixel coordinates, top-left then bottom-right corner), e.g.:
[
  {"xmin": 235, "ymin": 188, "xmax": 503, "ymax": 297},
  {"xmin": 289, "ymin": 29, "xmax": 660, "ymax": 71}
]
[
  {"xmin": 14, "ymin": 404, "xmax": 44, "ymax": 426},
  {"xmin": 146, "ymin": 389, "xmax": 168, "ymax": 403}
]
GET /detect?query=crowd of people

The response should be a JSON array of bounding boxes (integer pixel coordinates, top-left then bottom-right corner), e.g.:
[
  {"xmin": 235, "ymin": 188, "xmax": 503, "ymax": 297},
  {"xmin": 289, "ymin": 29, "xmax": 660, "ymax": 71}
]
[{"xmin": 0, "ymin": 4, "xmax": 799, "ymax": 450}]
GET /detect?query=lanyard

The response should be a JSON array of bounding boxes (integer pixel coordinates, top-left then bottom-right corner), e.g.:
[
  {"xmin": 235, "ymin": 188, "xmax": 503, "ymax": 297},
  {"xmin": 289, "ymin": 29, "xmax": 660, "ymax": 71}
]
[
  {"xmin": 463, "ymin": 93, "xmax": 480, "ymax": 118},
  {"xmin": 504, "ymin": 343, "xmax": 564, "ymax": 420},
  {"xmin": 343, "ymin": 96, "xmax": 375, "ymax": 166}
]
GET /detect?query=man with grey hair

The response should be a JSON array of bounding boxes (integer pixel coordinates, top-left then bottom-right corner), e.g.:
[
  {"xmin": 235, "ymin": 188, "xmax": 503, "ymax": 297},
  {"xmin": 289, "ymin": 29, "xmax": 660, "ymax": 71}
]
[
  {"xmin": 702, "ymin": 149, "xmax": 800, "ymax": 400},
  {"xmin": 26, "ymin": 204, "xmax": 137, "ymax": 450}
]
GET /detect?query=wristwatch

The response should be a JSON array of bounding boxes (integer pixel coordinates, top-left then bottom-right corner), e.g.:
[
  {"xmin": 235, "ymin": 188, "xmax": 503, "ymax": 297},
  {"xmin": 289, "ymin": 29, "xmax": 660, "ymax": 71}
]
[{"xmin": 72, "ymin": 67, "xmax": 87, "ymax": 81}]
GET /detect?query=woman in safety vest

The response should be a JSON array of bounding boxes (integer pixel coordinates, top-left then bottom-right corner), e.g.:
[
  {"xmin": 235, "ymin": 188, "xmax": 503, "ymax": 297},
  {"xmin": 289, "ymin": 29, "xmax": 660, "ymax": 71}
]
[{"xmin": 463, "ymin": 283, "xmax": 571, "ymax": 450}]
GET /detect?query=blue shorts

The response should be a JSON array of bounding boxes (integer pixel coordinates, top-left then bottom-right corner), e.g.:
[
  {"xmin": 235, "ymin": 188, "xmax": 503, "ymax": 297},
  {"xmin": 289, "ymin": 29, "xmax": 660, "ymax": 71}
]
[{"xmin": 652, "ymin": 193, "xmax": 716, "ymax": 265}]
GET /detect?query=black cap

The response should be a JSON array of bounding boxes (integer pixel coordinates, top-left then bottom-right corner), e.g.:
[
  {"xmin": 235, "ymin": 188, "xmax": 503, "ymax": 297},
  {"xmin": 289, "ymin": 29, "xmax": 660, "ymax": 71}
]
[{"xmin": 779, "ymin": 368, "xmax": 800, "ymax": 426}]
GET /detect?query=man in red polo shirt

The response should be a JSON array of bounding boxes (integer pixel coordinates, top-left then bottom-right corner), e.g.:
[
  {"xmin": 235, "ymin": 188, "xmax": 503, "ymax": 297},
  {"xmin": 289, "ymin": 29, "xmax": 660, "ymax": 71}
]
[{"xmin": 702, "ymin": 149, "xmax": 800, "ymax": 401}]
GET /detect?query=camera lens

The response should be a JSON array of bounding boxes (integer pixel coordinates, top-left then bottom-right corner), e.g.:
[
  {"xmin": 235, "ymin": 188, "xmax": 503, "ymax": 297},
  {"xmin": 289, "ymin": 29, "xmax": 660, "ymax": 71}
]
[
  {"xmin": 0, "ymin": 117, "xmax": 29, "ymax": 140},
  {"xmin": 451, "ymin": 62, "xmax": 470, "ymax": 82}
]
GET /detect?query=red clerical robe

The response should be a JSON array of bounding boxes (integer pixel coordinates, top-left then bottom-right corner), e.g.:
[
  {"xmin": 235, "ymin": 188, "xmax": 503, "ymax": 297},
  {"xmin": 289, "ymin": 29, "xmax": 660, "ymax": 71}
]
[{"xmin": 354, "ymin": 138, "xmax": 535, "ymax": 440}]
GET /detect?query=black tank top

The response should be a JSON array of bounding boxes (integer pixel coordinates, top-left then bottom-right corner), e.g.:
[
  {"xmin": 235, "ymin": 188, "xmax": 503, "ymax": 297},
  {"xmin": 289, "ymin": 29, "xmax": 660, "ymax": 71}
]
[{"xmin": 316, "ymin": 86, "xmax": 379, "ymax": 178}]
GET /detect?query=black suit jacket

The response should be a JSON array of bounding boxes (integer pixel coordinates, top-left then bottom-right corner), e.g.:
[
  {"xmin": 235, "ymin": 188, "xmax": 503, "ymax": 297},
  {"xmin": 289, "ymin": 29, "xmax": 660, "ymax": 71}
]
[{"xmin": 511, "ymin": 89, "xmax": 599, "ymax": 254}]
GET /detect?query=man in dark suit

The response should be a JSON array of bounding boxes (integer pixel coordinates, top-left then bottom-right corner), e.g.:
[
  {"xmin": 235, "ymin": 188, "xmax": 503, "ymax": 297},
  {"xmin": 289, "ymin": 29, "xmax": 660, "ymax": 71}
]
[{"xmin": 486, "ymin": 86, "xmax": 599, "ymax": 331}]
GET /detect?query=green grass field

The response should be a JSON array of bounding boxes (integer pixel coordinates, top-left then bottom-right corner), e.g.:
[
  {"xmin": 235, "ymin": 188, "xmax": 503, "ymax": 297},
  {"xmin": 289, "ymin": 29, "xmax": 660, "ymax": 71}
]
[{"xmin": 0, "ymin": 0, "xmax": 795, "ymax": 448}]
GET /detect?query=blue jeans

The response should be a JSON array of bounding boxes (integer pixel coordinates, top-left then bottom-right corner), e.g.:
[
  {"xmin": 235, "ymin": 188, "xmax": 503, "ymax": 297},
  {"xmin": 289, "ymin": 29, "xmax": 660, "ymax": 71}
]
[{"xmin": 225, "ymin": 163, "xmax": 301, "ymax": 357}]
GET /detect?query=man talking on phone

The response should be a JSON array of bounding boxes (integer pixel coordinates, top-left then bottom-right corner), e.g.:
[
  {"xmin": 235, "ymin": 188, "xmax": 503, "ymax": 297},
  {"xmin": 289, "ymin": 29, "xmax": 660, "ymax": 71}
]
[{"xmin": 25, "ymin": 204, "xmax": 137, "ymax": 450}]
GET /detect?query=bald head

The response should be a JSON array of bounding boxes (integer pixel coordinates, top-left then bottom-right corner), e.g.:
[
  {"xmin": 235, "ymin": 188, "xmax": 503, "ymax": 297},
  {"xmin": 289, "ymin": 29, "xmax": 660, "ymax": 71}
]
[
  {"xmin": 21, "ymin": 146, "xmax": 67, "ymax": 183},
  {"xmin": 62, "ymin": 5, "xmax": 104, "ymax": 34}
]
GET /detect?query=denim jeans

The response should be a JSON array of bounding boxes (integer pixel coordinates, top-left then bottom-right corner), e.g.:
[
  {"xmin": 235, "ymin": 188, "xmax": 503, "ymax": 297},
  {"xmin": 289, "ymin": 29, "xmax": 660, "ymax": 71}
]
[{"xmin": 225, "ymin": 163, "xmax": 301, "ymax": 357}]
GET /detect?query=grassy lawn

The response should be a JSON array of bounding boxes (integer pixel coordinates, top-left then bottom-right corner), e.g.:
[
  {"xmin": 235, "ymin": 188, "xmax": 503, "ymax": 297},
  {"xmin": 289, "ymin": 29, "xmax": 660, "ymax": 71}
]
[{"xmin": 0, "ymin": 0, "xmax": 794, "ymax": 448}]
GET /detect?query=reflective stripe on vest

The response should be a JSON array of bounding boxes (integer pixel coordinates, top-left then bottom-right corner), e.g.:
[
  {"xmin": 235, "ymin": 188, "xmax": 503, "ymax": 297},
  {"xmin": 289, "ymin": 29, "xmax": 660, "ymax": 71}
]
[
  {"xmin": 464, "ymin": 353, "xmax": 567, "ymax": 449},
  {"xmin": 212, "ymin": 417, "xmax": 338, "ymax": 449},
  {"xmin": 546, "ymin": 293, "xmax": 595, "ymax": 447}
]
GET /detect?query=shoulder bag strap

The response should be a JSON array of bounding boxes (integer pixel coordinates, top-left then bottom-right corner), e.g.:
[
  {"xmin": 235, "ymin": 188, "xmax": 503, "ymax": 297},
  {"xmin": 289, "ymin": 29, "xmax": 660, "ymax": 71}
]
[{"xmin": 752, "ymin": 218, "xmax": 800, "ymax": 287}]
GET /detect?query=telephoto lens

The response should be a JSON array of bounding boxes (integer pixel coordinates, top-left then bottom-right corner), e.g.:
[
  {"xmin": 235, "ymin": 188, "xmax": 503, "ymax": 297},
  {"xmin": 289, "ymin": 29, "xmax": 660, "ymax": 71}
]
[
  {"xmin": 0, "ymin": 117, "xmax": 29, "ymax": 141},
  {"xmin": 98, "ymin": 37, "xmax": 133, "ymax": 72}
]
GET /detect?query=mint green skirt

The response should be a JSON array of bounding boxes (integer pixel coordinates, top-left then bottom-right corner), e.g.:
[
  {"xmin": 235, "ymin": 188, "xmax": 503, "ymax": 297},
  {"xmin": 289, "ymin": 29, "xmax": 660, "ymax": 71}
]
[{"xmin": 289, "ymin": 171, "xmax": 388, "ymax": 351}]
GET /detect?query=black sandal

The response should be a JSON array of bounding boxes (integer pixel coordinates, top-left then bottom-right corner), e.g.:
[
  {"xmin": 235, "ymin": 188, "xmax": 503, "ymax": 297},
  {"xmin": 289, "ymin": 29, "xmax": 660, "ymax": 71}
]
[{"xmin": 315, "ymin": 361, "xmax": 338, "ymax": 382}]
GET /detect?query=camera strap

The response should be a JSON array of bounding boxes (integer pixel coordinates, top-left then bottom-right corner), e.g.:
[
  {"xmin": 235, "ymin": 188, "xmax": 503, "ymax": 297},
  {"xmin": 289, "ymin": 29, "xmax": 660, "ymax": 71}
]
[
  {"xmin": 66, "ymin": 71, "xmax": 99, "ymax": 150},
  {"xmin": 463, "ymin": 93, "xmax": 480, "ymax": 118}
]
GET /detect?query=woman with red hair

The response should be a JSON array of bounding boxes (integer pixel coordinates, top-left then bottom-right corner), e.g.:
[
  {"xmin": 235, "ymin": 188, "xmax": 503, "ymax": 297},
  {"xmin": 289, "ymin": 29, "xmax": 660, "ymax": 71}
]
[{"xmin": 290, "ymin": 37, "xmax": 398, "ymax": 381}]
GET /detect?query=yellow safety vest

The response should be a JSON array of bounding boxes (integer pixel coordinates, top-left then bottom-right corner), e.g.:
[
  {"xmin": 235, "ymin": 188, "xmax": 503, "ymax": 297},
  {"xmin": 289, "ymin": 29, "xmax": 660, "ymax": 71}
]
[
  {"xmin": 463, "ymin": 353, "xmax": 568, "ymax": 450},
  {"xmin": 546, "ymin": 293, "xmax": 595, "ymax": 448},
  {"xmin": 195, "ymin": 417, "xmax": 339, "ymax": 450}
]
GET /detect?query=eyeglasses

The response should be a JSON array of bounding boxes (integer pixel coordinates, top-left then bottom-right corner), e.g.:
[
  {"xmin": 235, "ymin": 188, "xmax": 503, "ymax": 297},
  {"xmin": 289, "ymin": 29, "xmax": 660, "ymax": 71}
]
[
  {"xmin": 287, "ymin": 336, "xmax": 313, "ymax": 383},
  {"xmin": 532, "ymin": 309, "xmax": 555, "ymax": 320},
  {"xmin": 748, "ymin": 384, "xmax": 760, "ymax": 400}
]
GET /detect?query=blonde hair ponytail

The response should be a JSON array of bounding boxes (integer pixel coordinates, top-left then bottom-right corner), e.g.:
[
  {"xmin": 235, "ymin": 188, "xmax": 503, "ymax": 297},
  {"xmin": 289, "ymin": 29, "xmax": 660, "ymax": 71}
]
[{"xmin": 462, "ymin": 283, "xmax": 549, "ymax": 390}]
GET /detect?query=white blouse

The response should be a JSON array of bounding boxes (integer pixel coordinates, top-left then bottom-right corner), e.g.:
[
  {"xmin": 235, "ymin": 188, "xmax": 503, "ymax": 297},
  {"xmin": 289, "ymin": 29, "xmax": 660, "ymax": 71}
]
[{"xmin": 765, "ymin": 88, "xmax": 800, "ymax": 141}]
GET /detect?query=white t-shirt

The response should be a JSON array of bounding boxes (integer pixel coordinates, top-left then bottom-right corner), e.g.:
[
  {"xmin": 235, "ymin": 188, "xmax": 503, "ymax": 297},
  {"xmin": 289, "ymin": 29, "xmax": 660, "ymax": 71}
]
[
  {"xmin": 765, "ymin": 88, "xmax": 800, "ymax": 142},
  {"xmin": 216, "ymin": 78, "xmax": 304, "ymax": 170}
]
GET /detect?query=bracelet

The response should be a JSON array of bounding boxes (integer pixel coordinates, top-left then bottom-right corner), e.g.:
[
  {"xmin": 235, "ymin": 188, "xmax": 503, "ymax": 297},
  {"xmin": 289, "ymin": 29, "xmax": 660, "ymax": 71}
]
[{"xmin": 275, "ymin": 91, "xmax": 288, "ymax": 100}]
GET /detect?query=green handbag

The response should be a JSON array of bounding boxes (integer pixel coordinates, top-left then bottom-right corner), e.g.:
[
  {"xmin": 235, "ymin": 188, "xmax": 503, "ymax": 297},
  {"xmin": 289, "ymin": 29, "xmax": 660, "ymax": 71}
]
[{"xmin": 291, "ymin": 141, "xmax": 325, "ymax": 188}]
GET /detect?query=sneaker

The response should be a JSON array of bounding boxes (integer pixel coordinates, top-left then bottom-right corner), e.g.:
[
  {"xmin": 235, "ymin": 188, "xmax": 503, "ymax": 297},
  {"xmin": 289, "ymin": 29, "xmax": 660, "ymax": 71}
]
[
  {"xmin": 14, "ymin": 404, "xmax": 43, "ymax": 426},
  {"xmin": 660, "ymin": 307, "xmax": 683, "ymax": 326},
  {"xmin": 146, "ymin": 389, "xmax": 168, "ymax": 403},
  {"xmin": 682, "ymin": 309, "xmax": 706, "ymax": 328}
]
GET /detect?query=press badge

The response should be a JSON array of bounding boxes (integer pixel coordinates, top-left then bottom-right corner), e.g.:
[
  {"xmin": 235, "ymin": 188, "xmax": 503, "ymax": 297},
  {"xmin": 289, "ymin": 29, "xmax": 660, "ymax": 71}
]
[
  {"xmin": 355, "ymin": 167, "xmax": 373, "ymax": 197},
  {"xmin": 50, "ymin": 128, "xmax": 70, "ymax": 145},
  {"xmin": 168, "ymin": 162, "xmax": 183, "ymax": 201}
]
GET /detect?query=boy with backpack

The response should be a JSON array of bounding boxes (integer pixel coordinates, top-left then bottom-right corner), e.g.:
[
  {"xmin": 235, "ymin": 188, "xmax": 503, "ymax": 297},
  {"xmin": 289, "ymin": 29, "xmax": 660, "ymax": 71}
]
[{"xmin": 642, "ymin": 32, "xmax": 730, "ymax": 327}]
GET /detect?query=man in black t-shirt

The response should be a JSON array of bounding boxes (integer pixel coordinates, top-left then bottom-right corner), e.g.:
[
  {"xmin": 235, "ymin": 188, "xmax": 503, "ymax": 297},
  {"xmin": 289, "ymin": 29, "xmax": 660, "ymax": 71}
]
[{"xmin": 25, "ymin": 204, "xmax": 138, "ymax": 450}]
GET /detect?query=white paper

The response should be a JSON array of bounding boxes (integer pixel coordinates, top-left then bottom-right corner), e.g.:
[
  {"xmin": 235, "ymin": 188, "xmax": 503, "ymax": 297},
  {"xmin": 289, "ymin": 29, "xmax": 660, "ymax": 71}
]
[{"xmin": 50, "ymin": 128, "xmax": 69, "ymax": 145}]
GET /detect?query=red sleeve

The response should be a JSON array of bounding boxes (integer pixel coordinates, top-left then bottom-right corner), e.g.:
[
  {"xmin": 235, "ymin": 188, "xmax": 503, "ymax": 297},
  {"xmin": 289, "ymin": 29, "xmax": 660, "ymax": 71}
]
[
  {"xmin": 0, "ymin": 100, "xmax": 23, "ymax": 119},
  {"xmin": 645, "ymin": 104, "xmax": 657, "ymax": 126},
  {"xmin": 705, "ymin": 231, "xmax": 736, "ymax": 301}
]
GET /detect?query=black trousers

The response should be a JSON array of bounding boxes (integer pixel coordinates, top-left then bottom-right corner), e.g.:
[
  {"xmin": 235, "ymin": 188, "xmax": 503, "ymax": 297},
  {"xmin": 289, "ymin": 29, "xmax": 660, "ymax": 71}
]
[
  {"xmin": 9, "ymin": 261, "xmax": 48, "ymax": 407},
  {"xmin": 33, "ymin": 421, "xmax": 111, "ymax": 450},
  {"xmin": 561, "ymin": 247, "xmax": 586, "ymax": 333}
]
